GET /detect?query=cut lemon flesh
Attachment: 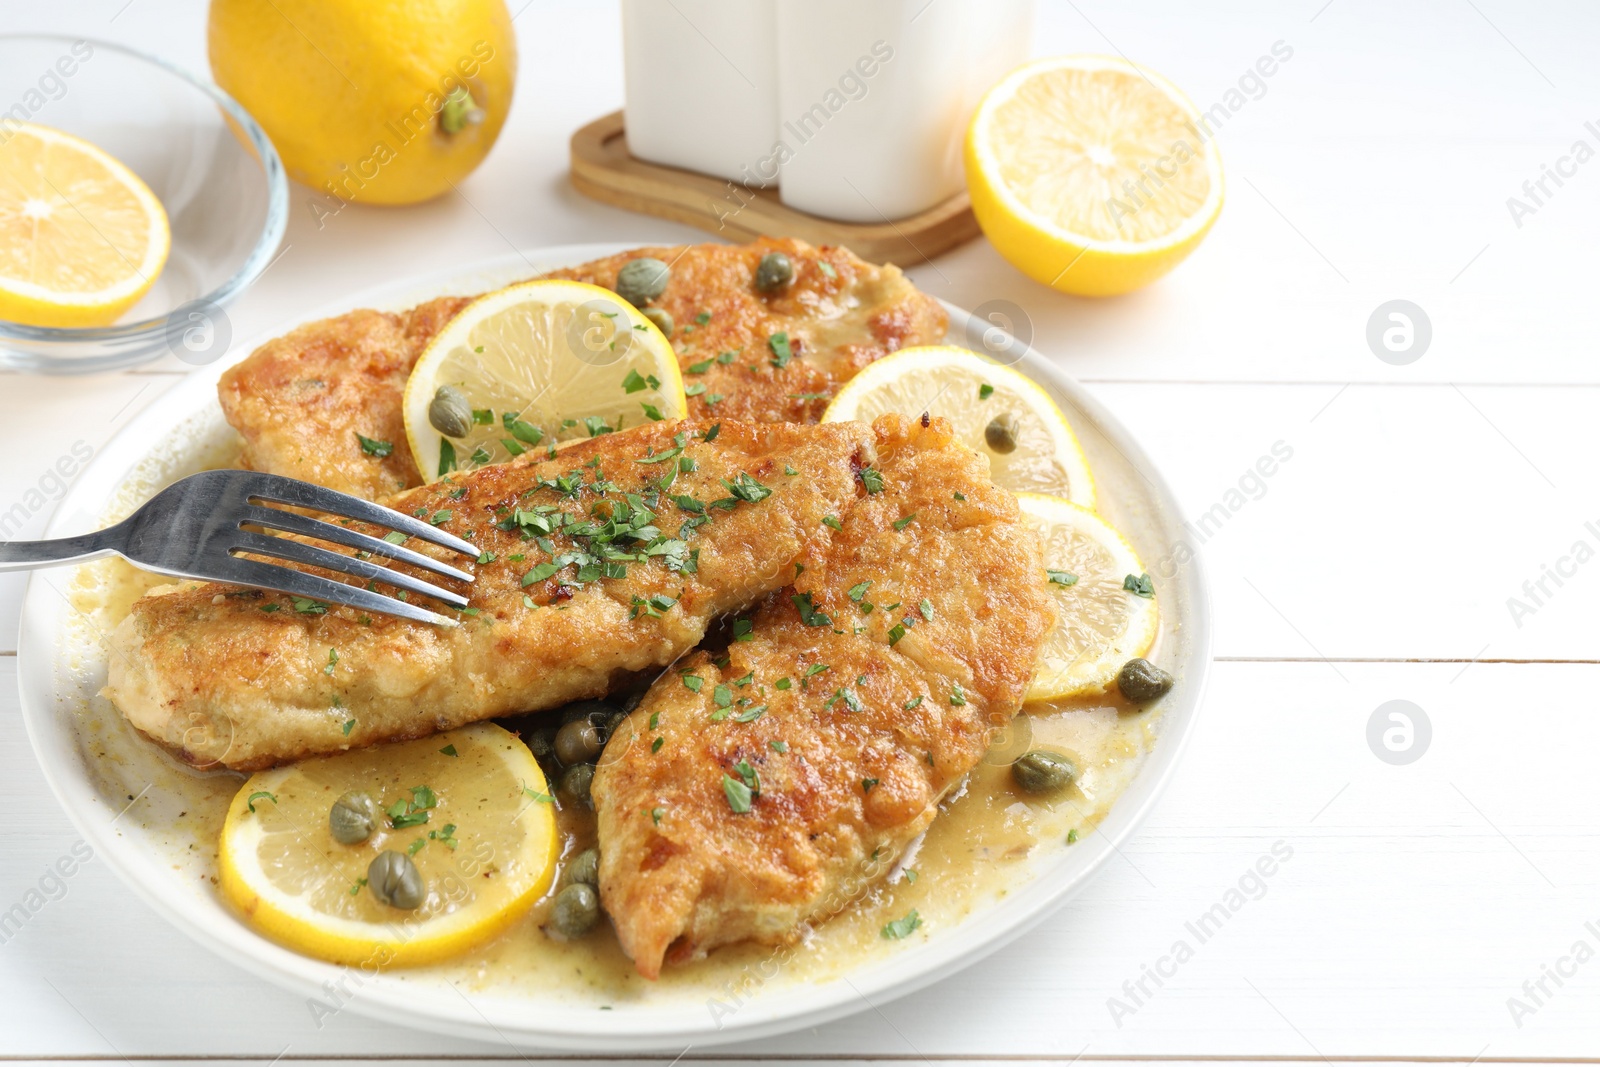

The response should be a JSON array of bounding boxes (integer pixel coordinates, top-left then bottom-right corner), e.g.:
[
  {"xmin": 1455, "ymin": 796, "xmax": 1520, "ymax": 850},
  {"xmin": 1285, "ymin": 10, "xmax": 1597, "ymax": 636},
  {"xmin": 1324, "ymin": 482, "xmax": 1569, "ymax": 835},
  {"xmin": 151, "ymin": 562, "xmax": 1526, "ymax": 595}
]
[
  {"xmin": 0, "ymin": 123, "xmax": 169, "ymax": 327},
  {"xmin": 403, "ymin": 279, "xmax": 687, "ymax": 481},
  {"xmin": 966, "ymin": 56, "xmax": 1223, "ymax": 296},
  {"xmin": 823, "ymin": 344, "xmax": 1094, "ymax": 508},
  {"xmin": 219, "ymin": 723, "xmax": 558, "ymax": 967},
  {"xmin": 1018, "ymin": 493, "xmax": 1159, "ymax": 701}
]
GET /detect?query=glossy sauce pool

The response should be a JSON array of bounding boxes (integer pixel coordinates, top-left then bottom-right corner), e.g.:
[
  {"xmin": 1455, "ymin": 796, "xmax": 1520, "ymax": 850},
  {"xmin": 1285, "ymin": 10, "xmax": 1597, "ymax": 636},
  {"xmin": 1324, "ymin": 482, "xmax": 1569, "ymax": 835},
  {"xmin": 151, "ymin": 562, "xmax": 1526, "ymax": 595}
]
[{"xmin": 68, "ymin": 553, "xmax": 1160, "ymax": 1002}]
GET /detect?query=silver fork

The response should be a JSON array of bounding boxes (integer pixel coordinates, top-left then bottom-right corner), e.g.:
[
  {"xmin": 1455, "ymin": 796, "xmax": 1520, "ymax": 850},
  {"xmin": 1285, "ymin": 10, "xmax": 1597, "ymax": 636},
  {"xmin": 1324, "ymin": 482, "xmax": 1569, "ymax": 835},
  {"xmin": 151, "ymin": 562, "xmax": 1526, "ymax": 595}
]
[{"xmin": 0, "ymin": 470, "xmax": 477, "ymax": 625}]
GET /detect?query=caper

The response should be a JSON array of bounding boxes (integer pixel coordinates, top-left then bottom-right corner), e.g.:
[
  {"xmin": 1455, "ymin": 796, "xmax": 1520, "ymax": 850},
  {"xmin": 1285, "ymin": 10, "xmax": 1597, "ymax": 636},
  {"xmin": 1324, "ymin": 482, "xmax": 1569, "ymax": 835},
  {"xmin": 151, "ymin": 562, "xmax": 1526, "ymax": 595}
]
[
  {"xmin": 548, "ymin": 882, "xmax": 600, "ymax": 939},
  {"xmin": 985, "ymin": 412, "xmax": 1020, "ymax": 454},
  {"xmin": 555, "ymin": 719, "xmax": 603, "ymax": 765},
  {"xmin": 565, "ymin": 847, "xmax": 600, "ymax": 888},
  {"xmin": 524, "ymin": 726, "xmax": 556, "ymax": 762},
  {"xmin": 754, "ymin": 251, "xmax": 794, "ymax": 292},
  {"xmin": 641, "ymin": 306, "xmax": 674, "ymax": 338},
  {"xmin": 561, "ymin": 762, "xmax": 596, "ymax": 808},
  {"xmin": 428, "ymin": 384, "xmax": 473, "ymax": 438},
  {"xmin": 1116, "ymin": 658, "xmax": 1174, "ymax": 704},
  {"xmin": 367, "ymin": 850, "xmax": 426, "ymax": 910},
  {"xmin": 1011, "ymin": 749, "xmax": 1077, "ymax": 794},
  {"xmin": 616, "ymin": 257, "xmax": 670, "ymax": 307},
  {"xmin": 328, "ymin": 791, "xmax": 378, "ymax": 845}
]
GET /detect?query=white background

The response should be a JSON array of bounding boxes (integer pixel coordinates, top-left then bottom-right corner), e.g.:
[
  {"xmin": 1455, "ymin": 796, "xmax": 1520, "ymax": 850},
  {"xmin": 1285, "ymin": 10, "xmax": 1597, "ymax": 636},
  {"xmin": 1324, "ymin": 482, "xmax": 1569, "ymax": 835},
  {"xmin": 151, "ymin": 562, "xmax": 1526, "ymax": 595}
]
[{"xmin": 3, "ymin": 0, "xmax": 1599, "ymax": 1062}]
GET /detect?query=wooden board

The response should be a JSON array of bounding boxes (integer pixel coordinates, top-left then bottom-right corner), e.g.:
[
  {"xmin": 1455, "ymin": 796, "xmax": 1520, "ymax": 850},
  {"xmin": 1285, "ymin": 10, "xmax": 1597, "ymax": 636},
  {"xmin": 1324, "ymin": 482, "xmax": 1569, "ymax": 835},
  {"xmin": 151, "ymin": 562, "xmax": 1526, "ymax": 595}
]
[{"xmin": 569, "ymin": 110, "xmax": 981, "ymax": 265}]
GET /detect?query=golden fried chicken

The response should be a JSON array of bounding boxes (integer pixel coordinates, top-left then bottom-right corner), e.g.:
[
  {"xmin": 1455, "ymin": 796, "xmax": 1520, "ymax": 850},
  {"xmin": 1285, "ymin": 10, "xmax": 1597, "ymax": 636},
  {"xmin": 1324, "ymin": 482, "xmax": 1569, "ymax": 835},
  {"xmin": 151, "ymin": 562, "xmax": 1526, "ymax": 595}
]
[
  {"xmin": 592, "ymin": 415, "xmax": 1056, "ymax": 978},
  {"xmin": 106, "ymin": 419, "xmax": 874, "ymax": 771},
  {"xmin": 219, "ymin": 296, "xmax": 468, "ymax": 499},
  {"xmin": 217, "ymin": 240, "xmax": 946, "ymax": 500}
]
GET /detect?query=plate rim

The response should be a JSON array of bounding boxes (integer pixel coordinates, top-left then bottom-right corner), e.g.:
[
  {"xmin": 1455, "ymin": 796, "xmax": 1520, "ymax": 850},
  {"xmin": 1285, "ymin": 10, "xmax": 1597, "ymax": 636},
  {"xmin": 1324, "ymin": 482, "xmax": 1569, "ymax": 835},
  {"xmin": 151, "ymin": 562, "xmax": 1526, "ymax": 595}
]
[{"xmin": 17, "ymin": 244, "xmax": 1212, "ymax": 1051}]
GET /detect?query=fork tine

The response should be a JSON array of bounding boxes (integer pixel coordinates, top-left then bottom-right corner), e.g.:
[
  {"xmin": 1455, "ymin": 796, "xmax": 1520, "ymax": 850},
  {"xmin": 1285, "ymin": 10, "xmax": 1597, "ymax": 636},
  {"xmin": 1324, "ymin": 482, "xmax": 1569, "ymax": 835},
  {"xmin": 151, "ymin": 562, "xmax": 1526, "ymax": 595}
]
[
  {"xmin": 241, "ymin": 505, "xmax": 475, "ymax": 584},
  {"xmin": 235, "ymin": 471, "xmax": 478, "ymax": 558},
  {"xmin": 231, "ymin": 531, "xmax": 469, "ymax": 609},
  {"xmin": 217, "ymin": 557, "xmax": 456, "ymax": 626}
]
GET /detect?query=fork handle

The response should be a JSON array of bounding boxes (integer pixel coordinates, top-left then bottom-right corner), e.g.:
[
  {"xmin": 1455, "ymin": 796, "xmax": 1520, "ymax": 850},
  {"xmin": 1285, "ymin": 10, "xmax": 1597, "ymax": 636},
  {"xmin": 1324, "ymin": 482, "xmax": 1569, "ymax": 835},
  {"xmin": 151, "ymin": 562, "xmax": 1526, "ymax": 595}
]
[{"xmin": 0, "ymin": 527, "xmax": 122, "ymax": 571}]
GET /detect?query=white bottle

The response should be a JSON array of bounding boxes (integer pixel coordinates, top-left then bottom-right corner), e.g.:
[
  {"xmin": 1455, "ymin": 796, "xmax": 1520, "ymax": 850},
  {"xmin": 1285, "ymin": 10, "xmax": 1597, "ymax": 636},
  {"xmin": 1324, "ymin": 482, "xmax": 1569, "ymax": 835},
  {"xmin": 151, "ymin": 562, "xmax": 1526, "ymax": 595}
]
[
  {"xmin": 773, "ymin": 0, "xmax": 1033, "ymax": 222},
  {"xmin": 621, "ymin": 0, "xmax": 780, "ymax": 187}
]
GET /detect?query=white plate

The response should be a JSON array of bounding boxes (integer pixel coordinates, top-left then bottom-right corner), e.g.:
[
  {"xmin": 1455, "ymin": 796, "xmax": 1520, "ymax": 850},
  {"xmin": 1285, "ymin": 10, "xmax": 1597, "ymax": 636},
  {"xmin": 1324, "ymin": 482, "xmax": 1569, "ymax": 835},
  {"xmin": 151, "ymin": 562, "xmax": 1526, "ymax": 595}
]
[{"xmin": 17, "ymin": 244, "xmax": 1211, "ymax": 1051}]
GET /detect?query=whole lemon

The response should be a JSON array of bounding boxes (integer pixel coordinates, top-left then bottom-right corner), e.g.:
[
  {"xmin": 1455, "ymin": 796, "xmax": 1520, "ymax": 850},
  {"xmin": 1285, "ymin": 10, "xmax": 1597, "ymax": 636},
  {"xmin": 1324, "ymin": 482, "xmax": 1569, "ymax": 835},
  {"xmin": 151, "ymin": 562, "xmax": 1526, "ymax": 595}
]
[{"xmin": 209, "ymin": 0, "xmax": 516, "ymax": 207}]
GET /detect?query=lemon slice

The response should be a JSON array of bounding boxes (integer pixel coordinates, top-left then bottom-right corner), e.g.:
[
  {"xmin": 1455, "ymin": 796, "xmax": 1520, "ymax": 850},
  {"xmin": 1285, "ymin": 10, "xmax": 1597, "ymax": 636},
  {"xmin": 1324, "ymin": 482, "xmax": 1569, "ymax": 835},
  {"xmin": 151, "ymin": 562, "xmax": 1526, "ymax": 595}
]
[
  {"xmin": 966, "ymin": 56, "xmax": 1223, "ymax": 297},
  {"xmin": 0, "ymin": 123, "xmax": 170, "ymax": 327},
  {"xmin": 403, "ymin": 279, "xmax": 687, "ymax": 481},
  {"xmin": 1018, "ymin": 493, "xmax": 1159, "ymax": 701},
  {"xmin": 824, "ymin": 344, "xmax": 1094, "ymax": 508},
  {"xmin": 219, "ymin": 723, "xmax": 558, "ymax": 967}
]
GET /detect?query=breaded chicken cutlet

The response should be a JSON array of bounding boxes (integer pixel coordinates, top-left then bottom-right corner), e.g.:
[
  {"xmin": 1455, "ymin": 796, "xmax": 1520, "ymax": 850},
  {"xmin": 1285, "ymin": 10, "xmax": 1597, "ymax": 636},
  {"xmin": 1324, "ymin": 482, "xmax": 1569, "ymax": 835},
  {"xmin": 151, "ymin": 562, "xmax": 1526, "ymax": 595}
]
[
  {"xmin": 106, "ymin": 419, "xmax": 873, "ymax": 771},
  {"xmin": 593, "ymin": 414, "xmax": 1055, "ymax": 978},
  {"xmin": 217, "ymin": 239, "xmax": 947, "ymax": 500}
]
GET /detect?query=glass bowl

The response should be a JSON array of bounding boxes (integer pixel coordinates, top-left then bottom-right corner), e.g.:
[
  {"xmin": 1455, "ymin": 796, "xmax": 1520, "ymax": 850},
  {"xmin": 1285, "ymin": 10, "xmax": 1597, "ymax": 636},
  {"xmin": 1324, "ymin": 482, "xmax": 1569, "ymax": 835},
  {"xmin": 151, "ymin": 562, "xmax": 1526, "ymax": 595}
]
[{"xmin": 0, "ymin": 34, "xmax": 287, "ymax": 374}]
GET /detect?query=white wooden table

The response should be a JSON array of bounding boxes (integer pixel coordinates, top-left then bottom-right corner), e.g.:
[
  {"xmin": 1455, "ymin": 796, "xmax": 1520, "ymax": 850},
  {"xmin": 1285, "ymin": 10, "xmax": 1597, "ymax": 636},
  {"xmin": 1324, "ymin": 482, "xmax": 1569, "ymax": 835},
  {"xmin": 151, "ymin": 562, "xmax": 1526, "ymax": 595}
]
[{"xmin": 5, "ymin": 1, "xmax": 1599, "ymax": 1062}]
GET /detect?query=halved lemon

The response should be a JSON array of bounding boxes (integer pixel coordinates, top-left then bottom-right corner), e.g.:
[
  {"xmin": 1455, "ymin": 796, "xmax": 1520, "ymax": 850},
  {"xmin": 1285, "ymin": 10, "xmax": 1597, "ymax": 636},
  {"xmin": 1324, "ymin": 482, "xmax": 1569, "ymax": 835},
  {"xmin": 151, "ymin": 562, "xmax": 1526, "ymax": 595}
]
[
  {"xmin": 0, "ymin": 123, "xmax": 170, "ymax": 327},
  {"xmin": 1018, "ymin": 493, "xmax": 1159, "ymax": 701},
  {"xmin": 966, "ymin": 55, "xmax": 1223, "ymax": 297},
  {"xmin": 403, "ymin": 279, "xmax": 687, "ymax": 481},
  {"xmin": 219, "ymin": 723, "xmax": 558, "ymax": 967},
  {"xmin": 824, "ymin": 344, "xmax": 1095, "ymax": 508}
]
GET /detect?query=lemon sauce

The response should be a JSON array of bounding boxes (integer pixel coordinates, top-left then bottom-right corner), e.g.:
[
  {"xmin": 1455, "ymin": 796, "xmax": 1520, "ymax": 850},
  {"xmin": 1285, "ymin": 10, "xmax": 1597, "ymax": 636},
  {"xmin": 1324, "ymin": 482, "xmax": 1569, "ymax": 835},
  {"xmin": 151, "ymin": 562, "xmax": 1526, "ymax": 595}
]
[{"xmin": 69, "ymin": 553, "xmax": 1161, "ymax": 1004}]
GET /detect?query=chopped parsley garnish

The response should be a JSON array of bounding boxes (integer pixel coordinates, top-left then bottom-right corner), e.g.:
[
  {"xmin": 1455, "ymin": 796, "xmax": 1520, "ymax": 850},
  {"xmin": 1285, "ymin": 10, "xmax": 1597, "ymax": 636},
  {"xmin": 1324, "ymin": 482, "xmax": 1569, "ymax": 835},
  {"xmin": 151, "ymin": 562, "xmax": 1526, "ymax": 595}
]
[
  {"xmin": 862, "ymin": 778, "xmax": 879, "ymax": 793},
  {"xmin": 324, "ymin": 648, "xmax": 338, "ymax": 676},
  {"xmin": 1047, "ymin": 570, "xmax": 1079, "ymax": 587},
  {"xmin": 712, "ymin": 684, "xmax": 733, "ymax": 709},
  {"xmin": 703, "ymin": 423, "xmax": 721, "ymax": 442},
  {"xmin": 722, "ymin": 773, "xmax": 753, "ymax": 813},
  {"xmin": 438, "ymin": 439, "xmax": 456, "ymax": 477},
  {"xmin": 822, "ymin": 515, "xmax": 843, "ymax": 530},
  {"xmin": 1067, "ymin": 828, "xmax": 1079, "ymax": 844},
  {"xmin": 477, "ymin": 551, "xmax": 497, "ymax": 565},
  {"xmin": 860, "ymin": 466, "xmax": 885, "ymax": 494},
  {"xmin": 731, "ymin": 618, "xmax": 754, "ymax": 641},
  {"xmin": 621, "ymin": 369, "xmax": 659, "ymax": 393},
  {"xmin": 387, "ymin": 785, "xmax": 438, "ymax": 829},
  {"xmin": 502, "ymin": 412, "xmax": 543, "ymax": 445},
  {"xmin": 978, "ymin": 383, "xmax": 995, "ymax": 400},
  {"xmin": 903, "ymin": 695, "xmax": 923, "ymax": 710},
  {"xmin": 292, "ymin": 597, "xmax": 327, "ymax": 615},
  {"xmin": 522, "ymin": 561, "xmax": 560, "ymax": 586},
  {"xmin": 695, "ymin": 311, "xmax": 711, "ymax": 325},
  {"xmin": 356, "ymin": 433, "xmax": 393, "ymax": 457},
  {"xmin": 651, "ymin": 806, "xmax": 665, "ymax": 825},
  {"xmin": 950, "ymin": 683, "xmax": 967, "ymax": 706},
  {"xmin": 826, "ymin": 687, "xmax": 864, "ymax": 712},
  {"xmin": 383, "ymin": 531, "xmax": 409, "ymax": 545},
  {"xmin": 682, "ymin": 674, "xmax": 704, "ymax": 693},
  {"xmin": 893, "ymin": 513, "xmax": 917, "ymax": 531},
  {"xmin": 342, "ymin": 718, "xmax": 356, "ymax": 736},
  {"xmin": 882, "ymin": 910, "xmax": 922, "ymax": 940},
  {"xmin": 818, "ymin": 261, "xmax": 838, "ymax": 279},
  {"xmin": 919, "ymin": 598, "xmax": 934, "ymax": 622},
  {"xmin": 722, "ymin": 472, "xmax": 772, "ymax": 502},
  {"xmin": 686, "ymin": 359, "xmax": 712, "ymax": 374},
  {"xmin": 791, "ymin": 592, "xmax": 832, "ymax": 627},
  {"xmin": 428, "ymin": 823, "xmax": 459, "ymax": 849},
  {"xmin": 770, "ymin": 739, "xmax": 789, "ymax": 753},
  {"xmin": 847, "ymin": 580, "xmax": 873, "ymax": 602},
  {"xmin": 887, "ymin": 622, "xmax": 906, "ymax": 646},
  {"xmin": 1124, "ymin": 572, "xmax": 1155, "ymax": 598},
  {"xmin": 584, "ymin": 415, "xmax": 613, "ymax": 437},
  {"xmin": 734, "ymin": 705, "xmax": 766, "ymax": 723},
  {"xmin": 767, "ymin": 331, "xmax": 793, "ymax": 368},
  {"xmin": 652, "ymin": 737, "xmax": 663, "ymax": 753},
  {"xmin": 246, "ymin": 791, "xmax": 277, "ymax": 813},
  {"xmin": 522, "ymin": 785, "xmax": 555, "ymax": 804},
  {"xmin": 684, "ymin": 383, "xmax": 706, "ymax": 397},
  {"xmin": 439, "ymin": 744, "xmax": 457, "ymax": 757},
  {"xmin": 430, "ymin": 509, "xmax": 453, "ymax": 525}
]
